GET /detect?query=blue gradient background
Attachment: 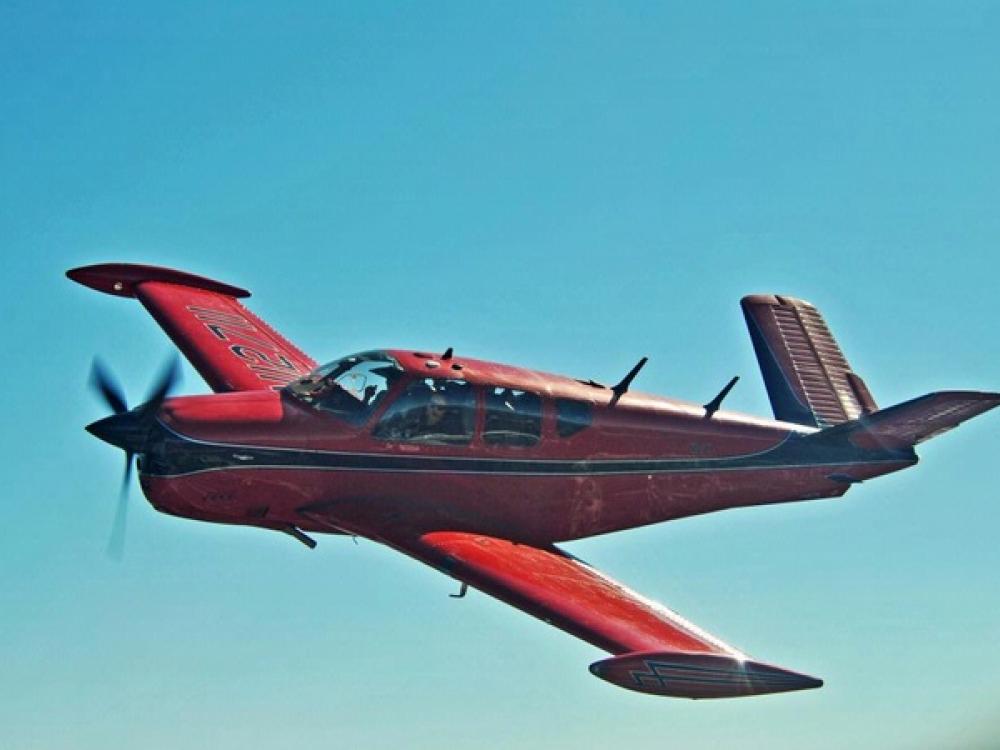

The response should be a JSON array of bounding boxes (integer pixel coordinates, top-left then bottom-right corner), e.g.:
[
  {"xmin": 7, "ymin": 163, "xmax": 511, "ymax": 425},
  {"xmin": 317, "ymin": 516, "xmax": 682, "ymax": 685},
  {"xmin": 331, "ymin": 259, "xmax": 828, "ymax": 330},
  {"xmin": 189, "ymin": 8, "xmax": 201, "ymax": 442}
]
[{"xmin": 2, "ymin": 3, "xmax": 998, "ymax": 748}]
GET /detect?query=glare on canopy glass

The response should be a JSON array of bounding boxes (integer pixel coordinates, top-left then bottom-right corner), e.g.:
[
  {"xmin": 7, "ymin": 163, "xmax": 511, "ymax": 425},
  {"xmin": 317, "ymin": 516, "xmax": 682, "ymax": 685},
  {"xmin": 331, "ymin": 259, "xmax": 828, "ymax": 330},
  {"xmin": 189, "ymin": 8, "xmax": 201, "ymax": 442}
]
[{"xmin": 285, "ymin": 351, "xmax": 404, "ymax": 424}]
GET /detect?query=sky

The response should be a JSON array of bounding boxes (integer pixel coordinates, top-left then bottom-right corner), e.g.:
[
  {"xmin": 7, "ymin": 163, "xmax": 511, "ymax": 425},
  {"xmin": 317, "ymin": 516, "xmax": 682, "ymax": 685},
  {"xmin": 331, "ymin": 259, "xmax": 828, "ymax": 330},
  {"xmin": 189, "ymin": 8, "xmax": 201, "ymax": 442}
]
[{"xmin": 2, "ymin": 2, "xmax": 999, "ymax": 748}]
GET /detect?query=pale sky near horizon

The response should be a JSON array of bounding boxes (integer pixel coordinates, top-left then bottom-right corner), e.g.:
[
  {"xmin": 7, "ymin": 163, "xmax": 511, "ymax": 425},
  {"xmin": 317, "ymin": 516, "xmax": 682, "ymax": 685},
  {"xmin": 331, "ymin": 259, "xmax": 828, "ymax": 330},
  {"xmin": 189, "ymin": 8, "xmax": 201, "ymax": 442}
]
[{"xmin": 2, "ymin": 3, "xmax": 999, "ymax": 749}]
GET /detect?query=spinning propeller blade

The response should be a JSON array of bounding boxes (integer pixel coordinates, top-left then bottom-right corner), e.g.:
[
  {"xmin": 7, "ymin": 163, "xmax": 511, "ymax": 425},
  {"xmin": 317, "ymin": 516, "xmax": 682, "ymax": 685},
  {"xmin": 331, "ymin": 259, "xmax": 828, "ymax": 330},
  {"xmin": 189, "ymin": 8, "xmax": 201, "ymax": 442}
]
[
  {"xmin": 144, "ymin": 356, "xmax": 181, "ymax": 410},
  {"xmin": 89, "ymin": 358, "xmax": 128, "ymax": 415},
  {"xmin": 86, "ymin": 355, "xmax": 181, "ymax": 559},
  {"xmin": 106, "ymin": 457, "xmax": 132, "ymax": 560}
]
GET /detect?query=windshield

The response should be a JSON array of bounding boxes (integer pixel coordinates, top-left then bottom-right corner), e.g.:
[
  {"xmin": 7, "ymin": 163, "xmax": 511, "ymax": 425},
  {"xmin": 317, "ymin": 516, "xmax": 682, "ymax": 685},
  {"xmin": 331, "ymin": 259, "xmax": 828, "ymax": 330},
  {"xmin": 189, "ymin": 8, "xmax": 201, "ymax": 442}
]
[{"xmin": 283, "ymin": 351, "xmax": 404, "ymax": 424}]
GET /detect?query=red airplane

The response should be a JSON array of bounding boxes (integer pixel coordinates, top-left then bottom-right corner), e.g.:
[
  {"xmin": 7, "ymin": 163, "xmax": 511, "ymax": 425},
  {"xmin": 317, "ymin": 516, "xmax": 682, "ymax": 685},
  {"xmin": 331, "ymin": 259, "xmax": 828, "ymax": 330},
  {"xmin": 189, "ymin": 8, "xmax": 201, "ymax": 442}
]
[{"xmin": 69, "ymin": 262, "xmax": 998, "ymax": 700}]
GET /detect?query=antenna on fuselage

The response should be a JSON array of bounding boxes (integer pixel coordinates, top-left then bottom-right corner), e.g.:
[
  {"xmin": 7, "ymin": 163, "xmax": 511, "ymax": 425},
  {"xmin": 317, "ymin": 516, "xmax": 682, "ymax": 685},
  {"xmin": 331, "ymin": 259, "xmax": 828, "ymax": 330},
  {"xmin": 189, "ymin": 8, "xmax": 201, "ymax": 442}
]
[
  {"xmin": 703, "ymin": 376, "xmax": 739, "ymax": 419},
  {"xmin": 609, "ymin": 357, "xmax": 648, "ymax": 408},
  {"xmin": 442, "ymin": 347, "xmax": 453, "ymax": 360},
  {"xmin": 283, "ymin": 525, "xmax": 318, "ymax": 549}
]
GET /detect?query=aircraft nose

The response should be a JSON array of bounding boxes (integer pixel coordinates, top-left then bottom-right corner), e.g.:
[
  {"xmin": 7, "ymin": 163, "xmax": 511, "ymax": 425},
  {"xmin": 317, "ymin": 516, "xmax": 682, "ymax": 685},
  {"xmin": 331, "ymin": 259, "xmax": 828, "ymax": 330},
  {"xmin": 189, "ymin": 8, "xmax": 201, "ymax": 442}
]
[{"xmin": 85, "ymin": 412, "xmax": 149, "ymax": 453}]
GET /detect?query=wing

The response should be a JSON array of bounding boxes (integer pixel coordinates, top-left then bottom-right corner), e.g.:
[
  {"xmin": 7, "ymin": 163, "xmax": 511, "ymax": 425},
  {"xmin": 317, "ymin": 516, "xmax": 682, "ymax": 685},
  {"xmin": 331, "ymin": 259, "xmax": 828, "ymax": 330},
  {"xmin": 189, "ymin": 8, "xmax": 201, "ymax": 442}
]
[
  {"xmin": 68, "ymin": 263, "xmax": 316, "ymax": 392},
  {"xmin": 385, "ymin": 530, "xmax": 822, "ymax": 699}
]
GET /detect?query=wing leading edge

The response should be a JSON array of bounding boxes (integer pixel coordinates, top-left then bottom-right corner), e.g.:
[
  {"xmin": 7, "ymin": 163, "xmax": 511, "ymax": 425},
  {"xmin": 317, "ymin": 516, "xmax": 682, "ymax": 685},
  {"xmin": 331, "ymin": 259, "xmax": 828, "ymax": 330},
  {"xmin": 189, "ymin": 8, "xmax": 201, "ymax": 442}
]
[
  {"xmin": 388, "ymin": 531, "xmax": 822, "ymax": 699},
  {"xmin": 68, "ymin": 263, "xmax": 316, "ymax": 392}
]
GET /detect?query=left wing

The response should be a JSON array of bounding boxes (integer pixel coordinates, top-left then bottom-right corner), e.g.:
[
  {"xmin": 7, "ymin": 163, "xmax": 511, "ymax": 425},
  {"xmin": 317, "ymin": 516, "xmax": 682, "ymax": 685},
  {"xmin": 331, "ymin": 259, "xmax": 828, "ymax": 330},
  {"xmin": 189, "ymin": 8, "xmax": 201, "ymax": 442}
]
[
  {"xmin": 383, "ymin": 531, "xmax": 822, "ymax": 699},
  {"xmin": 68, "ymin": 263, "xmax": 316, "ymax": 392}
]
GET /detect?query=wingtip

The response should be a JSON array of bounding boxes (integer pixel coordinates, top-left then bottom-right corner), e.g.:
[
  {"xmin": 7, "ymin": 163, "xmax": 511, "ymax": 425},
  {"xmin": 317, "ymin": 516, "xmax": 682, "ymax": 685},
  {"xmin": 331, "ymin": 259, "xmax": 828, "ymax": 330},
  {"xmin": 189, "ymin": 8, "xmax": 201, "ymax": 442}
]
[
  {"xmin": 589, "ymin": 651, "xmax": 824, "ymax": 699},
  {"xmin": 66, "ymin": 263, "xmax": 251, "ymax": 299}
]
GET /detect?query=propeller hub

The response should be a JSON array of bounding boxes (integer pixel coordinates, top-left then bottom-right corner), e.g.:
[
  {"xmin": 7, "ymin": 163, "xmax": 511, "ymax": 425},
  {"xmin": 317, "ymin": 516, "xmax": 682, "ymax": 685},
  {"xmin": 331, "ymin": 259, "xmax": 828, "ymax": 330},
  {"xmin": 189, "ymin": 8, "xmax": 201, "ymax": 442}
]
[{"xmin": 85, "ymin": 410, "xmax": 152, "ymax": 454}]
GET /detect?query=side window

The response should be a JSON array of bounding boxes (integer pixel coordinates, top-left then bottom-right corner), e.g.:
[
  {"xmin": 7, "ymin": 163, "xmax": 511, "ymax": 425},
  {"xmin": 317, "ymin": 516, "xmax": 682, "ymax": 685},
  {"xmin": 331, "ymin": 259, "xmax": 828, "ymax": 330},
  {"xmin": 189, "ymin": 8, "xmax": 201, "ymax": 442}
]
[
  {"xmin": 372, "ymin": 378, "xmax": 475, "ymax": 446},
  {"xmin": 484, "ymin": 388, "xmax": 541, "ymax": 448},
  {"xmin": 556, "ymin": 399, "xmax": 592, "ymax": 438}
]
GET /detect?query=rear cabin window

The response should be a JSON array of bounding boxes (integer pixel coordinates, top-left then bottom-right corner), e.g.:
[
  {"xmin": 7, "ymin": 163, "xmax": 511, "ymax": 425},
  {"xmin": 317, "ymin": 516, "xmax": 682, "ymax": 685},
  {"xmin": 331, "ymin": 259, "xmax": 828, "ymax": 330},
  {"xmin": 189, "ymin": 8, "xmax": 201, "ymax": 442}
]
[
  {"xmin": 556, "ymin": 398, "xmax": 592, "ymax": 438},
  {"xmin": 484, "ymin": 388, "xmax": 541, "ymax": 448},
  {"xmin": 373, "ymin": 378, "xmax": 475, "ymax": 446}
]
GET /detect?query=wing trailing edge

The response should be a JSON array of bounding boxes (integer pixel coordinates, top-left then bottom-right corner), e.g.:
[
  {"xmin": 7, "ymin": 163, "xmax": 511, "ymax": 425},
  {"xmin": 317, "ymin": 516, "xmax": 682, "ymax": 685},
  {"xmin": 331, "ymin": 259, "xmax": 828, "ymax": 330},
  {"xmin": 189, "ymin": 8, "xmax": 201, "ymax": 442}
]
[{"xmin": 67, "ymin": 263, "xmax": 316, "ymax": 392}]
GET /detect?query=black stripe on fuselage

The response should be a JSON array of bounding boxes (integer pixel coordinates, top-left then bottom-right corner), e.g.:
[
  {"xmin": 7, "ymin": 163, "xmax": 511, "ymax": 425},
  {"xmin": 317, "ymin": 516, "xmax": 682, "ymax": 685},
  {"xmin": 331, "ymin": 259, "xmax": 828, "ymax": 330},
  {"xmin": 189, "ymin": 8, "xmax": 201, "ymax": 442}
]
[{"xmin": 139, "ymin": 422, "xmax": 915, "ymax": 479}]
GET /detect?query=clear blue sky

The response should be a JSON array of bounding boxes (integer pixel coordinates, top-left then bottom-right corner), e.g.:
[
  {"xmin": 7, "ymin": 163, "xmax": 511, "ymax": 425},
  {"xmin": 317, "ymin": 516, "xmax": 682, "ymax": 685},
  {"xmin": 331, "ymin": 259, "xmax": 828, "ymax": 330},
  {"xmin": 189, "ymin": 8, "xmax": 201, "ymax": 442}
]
[{"xmin": 2, "ymin": 3, "xmax": 998, "ymax": 748}]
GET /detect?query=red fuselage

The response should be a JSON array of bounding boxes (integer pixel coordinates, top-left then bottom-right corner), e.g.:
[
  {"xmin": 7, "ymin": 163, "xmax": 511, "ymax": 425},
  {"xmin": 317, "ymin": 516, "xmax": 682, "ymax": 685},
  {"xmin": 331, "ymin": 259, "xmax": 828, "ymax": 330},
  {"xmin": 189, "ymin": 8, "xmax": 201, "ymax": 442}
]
[{"xmin": 138, "ymin": 349, "xmax": 915, "ymax": 545}]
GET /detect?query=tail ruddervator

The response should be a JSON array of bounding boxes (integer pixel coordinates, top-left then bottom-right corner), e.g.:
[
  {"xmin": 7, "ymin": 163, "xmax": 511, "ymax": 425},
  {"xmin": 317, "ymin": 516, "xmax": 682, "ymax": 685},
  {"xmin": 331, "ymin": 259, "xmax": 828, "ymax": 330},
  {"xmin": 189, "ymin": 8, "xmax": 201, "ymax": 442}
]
[
  {"xmin": 742, "ymin": 294, "xmax": 877, "ymax": 427},
  {"xmin": 742, "ymin": 294, "xmax": 999, "ymax": 449}
]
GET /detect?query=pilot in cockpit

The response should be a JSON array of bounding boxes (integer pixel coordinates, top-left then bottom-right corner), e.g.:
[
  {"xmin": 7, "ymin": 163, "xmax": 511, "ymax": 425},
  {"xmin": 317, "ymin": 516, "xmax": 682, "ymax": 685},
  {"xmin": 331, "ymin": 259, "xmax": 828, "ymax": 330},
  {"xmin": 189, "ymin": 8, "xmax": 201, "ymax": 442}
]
[{"xmin": 375, "ymin": 382, "xmax": 471, "ymax": 444}]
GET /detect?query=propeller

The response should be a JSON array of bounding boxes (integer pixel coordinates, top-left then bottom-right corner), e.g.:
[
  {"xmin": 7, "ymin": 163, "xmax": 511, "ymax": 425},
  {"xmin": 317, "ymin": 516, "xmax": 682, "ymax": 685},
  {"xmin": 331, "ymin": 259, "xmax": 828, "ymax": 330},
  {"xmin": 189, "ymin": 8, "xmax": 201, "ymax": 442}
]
[
  {"xmin": 87, "ymin": 355, "xmax": 181, "ymax": 558},
  {"xmin": 89, "ymin": 358, "xmax": 128, "ymax": 415}
]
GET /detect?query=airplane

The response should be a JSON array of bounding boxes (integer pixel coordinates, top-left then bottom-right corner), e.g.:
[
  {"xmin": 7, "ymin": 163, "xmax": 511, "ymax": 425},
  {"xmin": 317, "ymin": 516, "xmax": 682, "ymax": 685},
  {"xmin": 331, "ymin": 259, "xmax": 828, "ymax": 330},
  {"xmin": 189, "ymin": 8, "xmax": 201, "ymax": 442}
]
[{"xmin": 68, "ymin": 262, "xmax": 998, "ymax": 700}]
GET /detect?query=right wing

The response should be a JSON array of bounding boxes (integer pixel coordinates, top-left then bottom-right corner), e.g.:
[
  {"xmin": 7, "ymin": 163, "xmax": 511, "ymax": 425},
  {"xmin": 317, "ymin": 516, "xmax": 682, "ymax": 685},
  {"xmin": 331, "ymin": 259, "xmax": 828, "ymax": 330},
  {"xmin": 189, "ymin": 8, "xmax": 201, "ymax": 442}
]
[
  {"xmin": 380, "ymin": 530, "xmax": 822, "ymax": 699},
  {"xmin": 68, "ymin": 263, "xmax": 316, "ymax": 392}
]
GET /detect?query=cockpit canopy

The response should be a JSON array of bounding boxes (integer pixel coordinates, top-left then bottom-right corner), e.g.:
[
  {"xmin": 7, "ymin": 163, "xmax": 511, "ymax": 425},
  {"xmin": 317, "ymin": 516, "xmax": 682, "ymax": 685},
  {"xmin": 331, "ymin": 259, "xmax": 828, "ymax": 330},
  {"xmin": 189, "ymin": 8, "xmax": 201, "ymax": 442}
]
[
  {"xmin": 285, "ymin": 350, "xmax": 595, "ymax": 445},
  {"xmin": 283, "ymin": 351, "xmax": 404, "ymax": 424}
]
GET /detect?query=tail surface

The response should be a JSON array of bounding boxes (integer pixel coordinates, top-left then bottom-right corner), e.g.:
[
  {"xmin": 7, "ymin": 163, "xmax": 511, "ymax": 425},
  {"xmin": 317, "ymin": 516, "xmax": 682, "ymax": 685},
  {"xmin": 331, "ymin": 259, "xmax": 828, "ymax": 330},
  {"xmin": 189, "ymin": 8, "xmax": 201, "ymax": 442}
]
[
  {"xmin": 809, "ymin": 390, "xmax": 1000, "ymax": 452},
  {"xmin": 742, "ymin": 294, "xmax": 876, "ymax": 427}
]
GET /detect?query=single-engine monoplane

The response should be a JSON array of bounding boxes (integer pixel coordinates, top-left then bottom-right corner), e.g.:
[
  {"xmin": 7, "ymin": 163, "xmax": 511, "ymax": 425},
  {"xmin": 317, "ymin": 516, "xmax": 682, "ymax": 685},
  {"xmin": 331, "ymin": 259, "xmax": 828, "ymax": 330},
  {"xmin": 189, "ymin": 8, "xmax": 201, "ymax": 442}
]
[{"xmin": 69, "ymin": 263, "xmax": 998, "ymax": 699}]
